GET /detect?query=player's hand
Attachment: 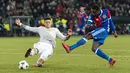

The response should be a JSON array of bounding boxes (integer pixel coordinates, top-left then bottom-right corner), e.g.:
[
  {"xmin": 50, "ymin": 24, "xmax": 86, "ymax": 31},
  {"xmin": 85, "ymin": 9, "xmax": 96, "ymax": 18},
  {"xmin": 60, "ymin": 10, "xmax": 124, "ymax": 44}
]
[
  {"xmin": 15, "ymin": 19, "xmax": 21, "ymax": 26},
  {"xmin": 67, "ymin": 29, "xmax": 72, "ymax": 36},
  {"xmin": 113, "ymin": 32, "xmax": 118, "ymax": 38}
]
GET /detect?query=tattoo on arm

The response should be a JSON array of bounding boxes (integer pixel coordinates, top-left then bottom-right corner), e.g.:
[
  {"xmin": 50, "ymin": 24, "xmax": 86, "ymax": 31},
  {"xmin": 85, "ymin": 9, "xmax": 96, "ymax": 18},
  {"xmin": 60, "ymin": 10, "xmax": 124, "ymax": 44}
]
[{"xmin": 65, "ymin": 35, "xmax": 71, "ymax": 41}]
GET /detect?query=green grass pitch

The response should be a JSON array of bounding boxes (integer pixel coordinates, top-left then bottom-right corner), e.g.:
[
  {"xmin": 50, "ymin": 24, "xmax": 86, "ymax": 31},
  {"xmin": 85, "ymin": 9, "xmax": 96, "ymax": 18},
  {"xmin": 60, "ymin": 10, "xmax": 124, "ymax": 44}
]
[{"xmin": 0, "ymin": 35, "xmax": 130, "ymax": 73}]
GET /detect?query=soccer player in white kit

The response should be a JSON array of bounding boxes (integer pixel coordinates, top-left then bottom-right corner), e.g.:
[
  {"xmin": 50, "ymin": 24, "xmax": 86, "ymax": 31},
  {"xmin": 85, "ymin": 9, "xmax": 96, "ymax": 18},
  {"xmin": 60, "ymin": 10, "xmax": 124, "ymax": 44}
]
[{"xmin": 15, "ymin": 18, "xmax": 72, "ymax": 67}]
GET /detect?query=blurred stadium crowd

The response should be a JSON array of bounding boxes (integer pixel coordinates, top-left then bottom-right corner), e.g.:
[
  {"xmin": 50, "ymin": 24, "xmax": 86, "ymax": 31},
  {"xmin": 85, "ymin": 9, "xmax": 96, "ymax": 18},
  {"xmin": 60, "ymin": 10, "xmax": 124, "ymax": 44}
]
[{"xmin": 0, "ymin": 0, "xmax": 130, "ymax": 36}]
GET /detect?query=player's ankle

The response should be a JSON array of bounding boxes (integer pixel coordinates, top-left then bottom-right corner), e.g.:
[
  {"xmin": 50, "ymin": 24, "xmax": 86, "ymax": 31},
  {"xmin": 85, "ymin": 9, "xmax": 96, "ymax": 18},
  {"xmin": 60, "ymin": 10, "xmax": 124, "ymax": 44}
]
[{"xmin": 33, "ymin": 64, "xmax": 43, "ymax": 67}]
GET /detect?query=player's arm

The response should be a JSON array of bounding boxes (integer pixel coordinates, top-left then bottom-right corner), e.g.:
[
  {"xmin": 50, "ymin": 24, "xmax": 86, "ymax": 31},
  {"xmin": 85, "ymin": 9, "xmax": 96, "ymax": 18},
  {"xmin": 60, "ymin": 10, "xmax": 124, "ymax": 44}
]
[
  {"xmin": 83, "ymin": 14, "xmax": 94, "ymax": 31},
  {"xmin": 84, "ymin": 14, "xmax": 88, "ymax": 22},
  {"xmin": 56, "ymin": 28, "xmax": 72, "ymax": 41},
  {"xmin": 15, "ymin": 19, "xmax": 39, "ymax": 33},
  {"xmin": 107, "ymin": 10, "xmax": 118, "ymax": 38},
  {"xmin": 87, "ymin": 14, "xmax": 94, "ymax": 24}
]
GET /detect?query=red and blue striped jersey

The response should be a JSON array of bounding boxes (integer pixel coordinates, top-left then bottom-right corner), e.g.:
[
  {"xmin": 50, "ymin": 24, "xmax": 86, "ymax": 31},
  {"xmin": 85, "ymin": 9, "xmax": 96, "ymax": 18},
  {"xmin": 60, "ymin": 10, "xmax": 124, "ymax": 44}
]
[
  {"xmin": 87, "ymin": 9, "xmax": 115, "ymax": 32},
  {"xmin": 77, "ymin": 12, "xmax": 88, "ymax": 25}
]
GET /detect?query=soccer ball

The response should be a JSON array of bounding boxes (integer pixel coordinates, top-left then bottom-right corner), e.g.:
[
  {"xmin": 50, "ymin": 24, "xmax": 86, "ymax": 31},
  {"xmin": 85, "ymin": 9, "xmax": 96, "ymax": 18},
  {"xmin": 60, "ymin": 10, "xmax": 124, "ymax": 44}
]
[{"xmin": 18, "ymin": 60, "xmax": 29, "ymax": 70}]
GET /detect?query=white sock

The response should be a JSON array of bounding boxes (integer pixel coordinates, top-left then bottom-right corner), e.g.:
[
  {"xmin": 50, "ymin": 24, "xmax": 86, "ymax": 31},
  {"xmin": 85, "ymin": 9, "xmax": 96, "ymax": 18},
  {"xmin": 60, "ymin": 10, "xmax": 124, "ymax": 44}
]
[
  {"xmin": 36, "ymin": 58, "xmax": 45, "ymax": 66},
  {"xmin": 30, "ymin": 48, "xmax": 38, "ymax": 56}
]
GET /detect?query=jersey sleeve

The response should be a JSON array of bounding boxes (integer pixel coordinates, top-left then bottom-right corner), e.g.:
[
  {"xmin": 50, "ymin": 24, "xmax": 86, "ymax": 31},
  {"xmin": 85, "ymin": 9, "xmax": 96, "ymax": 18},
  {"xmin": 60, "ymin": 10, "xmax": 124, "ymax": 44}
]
[
  {"xmin": 107, "ymin": 10, "xmax": 115, "ymax": 32},
  {"xmin": 56, "ymin": 28, "xmax": 66, "ymax": 41},
  {"xmin": 22, "ymin": 24, "xmax": 39, "ymax": 33},
  {"xmin": 87, "ymin": 14, "xmax": 94, "ymax": 24}
]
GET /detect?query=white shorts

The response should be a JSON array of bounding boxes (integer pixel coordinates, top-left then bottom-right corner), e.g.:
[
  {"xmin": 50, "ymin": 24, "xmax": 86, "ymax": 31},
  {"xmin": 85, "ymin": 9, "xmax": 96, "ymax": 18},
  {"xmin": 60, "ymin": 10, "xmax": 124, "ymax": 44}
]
[{"xmin": 34, "ymin": 42, "xmax": 53, "ymax": 61}]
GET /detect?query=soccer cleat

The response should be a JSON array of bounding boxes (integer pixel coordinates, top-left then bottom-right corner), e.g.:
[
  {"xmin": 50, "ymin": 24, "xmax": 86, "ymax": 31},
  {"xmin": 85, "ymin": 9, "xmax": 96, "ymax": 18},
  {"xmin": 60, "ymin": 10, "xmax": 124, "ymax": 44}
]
[
  {"xmin": 33, "ymin": 64, "xmax": 42, "ymax": 67},
  {"xmin": 109, "ymin": 59, "xmax": 116, "ymax": 67},
  {"xmin": 25, "ymin": 48, "xmax": 32, "ymax": 58},
  {"xmin": 62, "ymin": 43, "xmax": 71, "ymax": 53}
]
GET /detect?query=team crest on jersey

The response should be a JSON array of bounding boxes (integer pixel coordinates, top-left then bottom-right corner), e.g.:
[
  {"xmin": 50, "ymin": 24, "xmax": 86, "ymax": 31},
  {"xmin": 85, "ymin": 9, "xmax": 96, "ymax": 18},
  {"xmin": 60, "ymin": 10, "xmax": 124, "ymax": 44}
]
[{"xmin": 102, "ymin": 14, "xmax": 106, "ymax": 19}]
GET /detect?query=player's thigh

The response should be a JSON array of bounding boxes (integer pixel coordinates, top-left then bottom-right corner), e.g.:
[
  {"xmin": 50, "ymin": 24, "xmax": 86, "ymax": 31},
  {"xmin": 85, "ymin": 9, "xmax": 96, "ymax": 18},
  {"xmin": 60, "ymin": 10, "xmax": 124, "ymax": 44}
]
[
  {"xmin": 90, "ymin": 27, "xmax": 108, "ymax": 39},
  {"xmin": 40, "ymin": 49, "xmax": 53, "ymax": 61},
  {"xmin": 34, "ymin": 42, "xmax": 52, "ymax": 54},
  {"xmin": 84, "ymin": 32, "xmax": 93, "ymax": 39}
]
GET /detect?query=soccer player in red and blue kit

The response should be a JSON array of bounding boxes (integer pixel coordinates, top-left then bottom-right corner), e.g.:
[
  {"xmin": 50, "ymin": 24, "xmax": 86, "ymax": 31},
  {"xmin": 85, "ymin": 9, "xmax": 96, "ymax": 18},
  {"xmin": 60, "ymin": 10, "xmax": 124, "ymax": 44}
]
[
  {"xmin": 62, "ymin": 4, "xmax": 118, "ymax": 66},
  {"xmin": 76, "ymin": 6, "xmax": 88, "ymax": 35}
]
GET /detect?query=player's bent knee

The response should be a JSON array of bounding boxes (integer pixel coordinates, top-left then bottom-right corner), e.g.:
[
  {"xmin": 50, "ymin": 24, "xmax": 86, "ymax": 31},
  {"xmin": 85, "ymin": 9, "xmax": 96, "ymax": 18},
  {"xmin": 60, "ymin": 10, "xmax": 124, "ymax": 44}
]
[
  {"xmin": 91, "ymin": 48, "xmax": 96, "ymax": 52},
  {"xmin": 40, "ymin": 53, "xmax": 52, "ymax": 62},
  {"xmin": 84, "ymin": 33, "xmax": 93, "ymax": 40}
]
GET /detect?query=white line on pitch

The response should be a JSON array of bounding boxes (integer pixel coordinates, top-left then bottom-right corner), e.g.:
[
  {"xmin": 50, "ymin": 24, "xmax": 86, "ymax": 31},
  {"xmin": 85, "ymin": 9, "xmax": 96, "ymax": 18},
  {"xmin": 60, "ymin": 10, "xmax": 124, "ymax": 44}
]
[
  {"xmin": 0, "ymin": 53, "xmax": 130, "ymax": 58},
  {"xmin": 1, "ymin": 48, "xmax": 130, "ymax": 52}
]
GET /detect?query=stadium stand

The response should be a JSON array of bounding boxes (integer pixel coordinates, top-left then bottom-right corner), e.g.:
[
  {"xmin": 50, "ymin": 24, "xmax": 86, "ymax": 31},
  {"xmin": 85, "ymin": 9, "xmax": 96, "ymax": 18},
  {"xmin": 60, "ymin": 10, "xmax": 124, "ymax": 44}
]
[{"xmin": 0, "ymin": 0, "xmax": 130, "ymax": 36}]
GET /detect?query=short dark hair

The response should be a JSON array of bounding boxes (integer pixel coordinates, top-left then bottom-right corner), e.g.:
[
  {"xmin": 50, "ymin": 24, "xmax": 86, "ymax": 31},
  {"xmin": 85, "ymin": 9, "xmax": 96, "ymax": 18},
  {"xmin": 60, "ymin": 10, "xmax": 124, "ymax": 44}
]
[
  {"xmin": 91, "ymin": 4, "xmax": 100, "ymax": 11},
  {"xmin": 80, "ymin": 6, "xmax": 85, "ymax": 8},
  {"xmin": 44, "ymin": 17, "xmax": 51, "ymax": 20}
]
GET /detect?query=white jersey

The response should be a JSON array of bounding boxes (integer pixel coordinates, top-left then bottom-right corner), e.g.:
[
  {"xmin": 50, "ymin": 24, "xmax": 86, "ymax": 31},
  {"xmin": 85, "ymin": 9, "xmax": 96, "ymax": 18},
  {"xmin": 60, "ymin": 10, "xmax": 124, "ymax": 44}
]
[{"xmin": 22, "ymin": 24, "xmax": 67, "ymax": 48}]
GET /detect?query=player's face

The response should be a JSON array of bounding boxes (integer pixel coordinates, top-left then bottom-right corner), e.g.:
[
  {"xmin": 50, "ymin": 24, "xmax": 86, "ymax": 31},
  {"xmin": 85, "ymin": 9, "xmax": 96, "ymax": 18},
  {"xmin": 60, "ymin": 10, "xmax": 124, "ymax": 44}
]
[
  {"xmin": 80, "ymin": 7, "xmax": 84, "ymax": 12},
  {"xmin": 91, "ymin": 9, "xmax": 99, "ymax": 16},
  {"xmin": 44, "ymin": 20, "xmax": 51, "ymax": 28}
]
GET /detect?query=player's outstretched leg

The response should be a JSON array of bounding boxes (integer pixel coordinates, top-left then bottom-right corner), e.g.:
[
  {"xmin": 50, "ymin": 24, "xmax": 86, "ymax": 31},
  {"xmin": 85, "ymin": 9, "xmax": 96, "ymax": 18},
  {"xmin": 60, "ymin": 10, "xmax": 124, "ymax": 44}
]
[
  {"xmin": 33, "ymin": 58, "xmax": 44, "ymax": 67},
  {"xmin": 62, "ymin": 37, "xmax": 88, "ymax": 53},
  {"xmin": 92, "ymin": 48, "xmax": 116, "ymax": 66},
  {"xmin": 33, "ymin": 50, "xmax": 52, "ymax": 67}
]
